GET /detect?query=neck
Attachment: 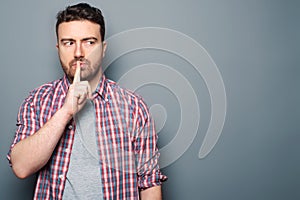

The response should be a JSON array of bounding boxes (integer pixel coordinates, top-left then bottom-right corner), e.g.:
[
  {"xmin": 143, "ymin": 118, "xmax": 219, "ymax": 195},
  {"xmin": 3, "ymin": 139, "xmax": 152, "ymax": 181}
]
[{"xmin": 89, "ymin": 69, "xmax": 103, "ymax": 93}]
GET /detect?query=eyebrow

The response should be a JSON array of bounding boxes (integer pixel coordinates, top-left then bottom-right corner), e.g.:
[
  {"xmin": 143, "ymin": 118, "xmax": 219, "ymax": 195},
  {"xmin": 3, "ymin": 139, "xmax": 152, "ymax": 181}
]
[{"xmin": 60, "ymin": 37, "xmax": 98, "ymax": 43}]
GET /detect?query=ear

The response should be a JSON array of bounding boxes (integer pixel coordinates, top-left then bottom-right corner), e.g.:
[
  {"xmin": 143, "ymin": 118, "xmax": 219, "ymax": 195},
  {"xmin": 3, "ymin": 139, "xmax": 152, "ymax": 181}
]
[{"xmin": 102, "ymin": 41, "xmax": 107, "ymax": 57}]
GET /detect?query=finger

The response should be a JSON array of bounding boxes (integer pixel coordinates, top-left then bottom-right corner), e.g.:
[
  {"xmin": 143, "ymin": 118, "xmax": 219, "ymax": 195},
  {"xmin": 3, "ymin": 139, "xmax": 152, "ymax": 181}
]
[
  {"xmin": 73, "ymin": 61, "xmax": 81, "ymax": 83},
  {"xmin": 77, "ymin": 93, "xmax": 87, "ymax": 105}
]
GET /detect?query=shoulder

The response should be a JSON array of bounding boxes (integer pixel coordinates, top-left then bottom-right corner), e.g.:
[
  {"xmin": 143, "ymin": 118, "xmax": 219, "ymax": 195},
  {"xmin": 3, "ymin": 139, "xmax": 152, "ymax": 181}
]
[
  {"xmin": 106, "ymin": 78, "xmax": 150, "ymax": 112},
  {"xmin": 106, "ymin": 78, "xmax": 143, "ymax": 101},
  {"xmin": 24, "ymin": 78, "xmax": 64, "ymax": 104}
]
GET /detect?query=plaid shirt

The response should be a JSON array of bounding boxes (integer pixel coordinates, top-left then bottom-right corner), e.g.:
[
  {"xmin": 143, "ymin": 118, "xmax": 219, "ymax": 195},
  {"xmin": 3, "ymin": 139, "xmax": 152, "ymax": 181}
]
[{"xmin": 7, "ymin": 74, "xmax": 167, "ymax": 199}]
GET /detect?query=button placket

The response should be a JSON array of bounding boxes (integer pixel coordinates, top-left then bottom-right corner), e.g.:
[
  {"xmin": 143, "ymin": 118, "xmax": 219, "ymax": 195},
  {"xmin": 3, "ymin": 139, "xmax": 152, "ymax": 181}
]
[
  {"xmin": 68, "ymin": 124, "xmax": 73, "ymax": 130},
  {"xmin": 58, "ymin": 174, "xmax": 64, "ymax": 180}
]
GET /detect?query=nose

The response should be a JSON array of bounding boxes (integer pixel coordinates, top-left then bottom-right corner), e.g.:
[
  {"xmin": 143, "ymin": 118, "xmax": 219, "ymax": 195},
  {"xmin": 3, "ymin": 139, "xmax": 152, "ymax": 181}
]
[{"xmin": 74, "ymin": 42, "xmax": 84, "ymax": 58}]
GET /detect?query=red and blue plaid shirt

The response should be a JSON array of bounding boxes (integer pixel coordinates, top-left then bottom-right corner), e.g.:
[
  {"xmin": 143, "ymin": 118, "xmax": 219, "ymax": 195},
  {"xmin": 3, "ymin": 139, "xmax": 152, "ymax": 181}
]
[{"xmin": 8, "ymin": 74, "xmax": 167, "ymax": 199}]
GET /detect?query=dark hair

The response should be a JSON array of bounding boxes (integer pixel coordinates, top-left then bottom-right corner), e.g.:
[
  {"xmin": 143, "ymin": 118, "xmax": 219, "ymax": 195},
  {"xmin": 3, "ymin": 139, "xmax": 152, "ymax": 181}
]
[{"xmin": 56, "ymin": 3, "xmax": 105, "ymax": 41}]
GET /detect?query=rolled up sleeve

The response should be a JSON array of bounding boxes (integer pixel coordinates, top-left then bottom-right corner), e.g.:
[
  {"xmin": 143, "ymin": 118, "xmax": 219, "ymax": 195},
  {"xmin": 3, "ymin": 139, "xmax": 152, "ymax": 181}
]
[
  {"xmin": 134, "ymin": 99, "xmax": 167, "ymax": 190},
  {"xmin": 7, "ymin": 95, "xmax": 38, "ymax": 165}
]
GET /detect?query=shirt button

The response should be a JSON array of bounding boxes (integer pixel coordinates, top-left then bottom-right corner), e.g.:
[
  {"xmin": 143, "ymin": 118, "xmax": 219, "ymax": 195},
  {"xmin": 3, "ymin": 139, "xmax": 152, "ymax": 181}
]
[
  {"xmin": 59, "ymin": 174, "xmax": 64, "ymax": 179},
  {"xmin": 65, "ymin": 148, "xmax": 70, "ymax": 153},
  {"xmin": 68, "ymin": 125, "xmax": 73, "ymax": 130}
]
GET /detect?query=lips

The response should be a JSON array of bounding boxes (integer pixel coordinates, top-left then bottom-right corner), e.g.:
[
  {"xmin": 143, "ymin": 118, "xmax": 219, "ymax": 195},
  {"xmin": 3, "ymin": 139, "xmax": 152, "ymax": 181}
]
[{"xmin": 70, "ymin": 59, "xmax": 88, "ymax": 69}]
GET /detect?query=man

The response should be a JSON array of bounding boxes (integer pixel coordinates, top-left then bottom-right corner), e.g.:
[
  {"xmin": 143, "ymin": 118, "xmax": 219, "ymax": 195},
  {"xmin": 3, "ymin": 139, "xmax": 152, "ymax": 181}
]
[{"xmin": 7, "ymin": 3, "xmax": 167, "ymax": 199}]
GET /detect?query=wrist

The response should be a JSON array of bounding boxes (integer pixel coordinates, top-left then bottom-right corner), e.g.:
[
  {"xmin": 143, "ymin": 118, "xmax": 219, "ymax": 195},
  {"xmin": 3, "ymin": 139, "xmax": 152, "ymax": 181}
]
[{"xmin": 58, "ymin": 105, "xmax": 74, "ymax": 122}]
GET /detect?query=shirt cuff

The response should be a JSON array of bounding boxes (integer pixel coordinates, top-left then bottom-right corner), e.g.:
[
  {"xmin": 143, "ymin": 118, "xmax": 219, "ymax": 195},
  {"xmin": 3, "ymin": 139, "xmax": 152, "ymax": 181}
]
[{"xmin": 138, "ymin": 170, "xmax": 168, "ymax": 190}]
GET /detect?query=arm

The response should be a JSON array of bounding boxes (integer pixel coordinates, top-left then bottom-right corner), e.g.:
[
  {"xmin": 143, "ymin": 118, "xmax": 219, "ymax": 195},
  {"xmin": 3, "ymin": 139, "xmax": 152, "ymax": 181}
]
[
  {"xmin": 10, "ymin": 70, "xmax": 91, "ymax": 179},
  {"xmin": 140, "ymin": 185, "xmax": 162, "ymax": 200},
  {"xmin": 135, "ymin": 99, "xmax": 167, "ymax": 197},
  {"xmin": 10, "ymin": 106, "xmax": 72, "ymax": 179}
]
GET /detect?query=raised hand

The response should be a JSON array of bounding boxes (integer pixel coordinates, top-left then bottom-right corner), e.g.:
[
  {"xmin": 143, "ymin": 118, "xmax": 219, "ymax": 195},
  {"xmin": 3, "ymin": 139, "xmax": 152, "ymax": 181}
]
[{"xmin": 63, "ymin": 61, "xmax": 92, "ymax": 118}]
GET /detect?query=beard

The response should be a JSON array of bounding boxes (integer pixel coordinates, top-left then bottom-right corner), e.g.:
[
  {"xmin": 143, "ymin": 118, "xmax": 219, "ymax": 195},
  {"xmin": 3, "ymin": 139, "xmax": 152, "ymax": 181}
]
[
  {"xmin": 60, "ymin": 57, "xmax": 102, "ymax": 84},
  {"xmin": 60, "ymin": 58, "xmax": 91, "ymax": 82}
]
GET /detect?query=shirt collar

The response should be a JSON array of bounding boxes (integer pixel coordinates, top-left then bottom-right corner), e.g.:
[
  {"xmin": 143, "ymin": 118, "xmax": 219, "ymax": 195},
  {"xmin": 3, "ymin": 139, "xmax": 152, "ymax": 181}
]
[
  {"xmin": 93, "ymin": 74, "xmax": 108, "ymax": 101},
  {"xmin": 61, "ymin": 75, "xmax": 71, "ymax": 96}
]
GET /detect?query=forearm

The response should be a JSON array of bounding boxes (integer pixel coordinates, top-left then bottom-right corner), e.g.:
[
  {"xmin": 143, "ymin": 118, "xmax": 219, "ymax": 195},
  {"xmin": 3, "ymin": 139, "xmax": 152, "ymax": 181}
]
[
  {"xmin": 10, "ymin": 107, "xmax": 72, "ymax": 179},
  {"xmin": 140, "ymin": 185, "xmax": 162, "ymax": 200}
]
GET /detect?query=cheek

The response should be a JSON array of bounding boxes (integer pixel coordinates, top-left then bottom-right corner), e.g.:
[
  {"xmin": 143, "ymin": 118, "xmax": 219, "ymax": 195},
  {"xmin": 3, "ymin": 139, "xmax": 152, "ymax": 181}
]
[
  {"xmin": 59, "ymin": 50, "xmax": 72, "ymax": 67},
  {"xmin": 58, "ymin": 46, "xmax": 73, "ymax": 59},
  {"xmin": 87, "ymin": 45, "xmax": 103, "ymax": 62},
  {"xmin": 58, "ymin": 51, "xmax": 74, "ymax": 76}
]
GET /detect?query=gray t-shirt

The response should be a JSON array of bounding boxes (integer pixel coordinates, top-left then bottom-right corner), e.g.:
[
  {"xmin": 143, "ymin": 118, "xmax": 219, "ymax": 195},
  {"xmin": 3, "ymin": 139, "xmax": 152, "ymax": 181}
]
[{"xmin": 63, "ymin": 100, "xmax": 103, "ymax": 200}]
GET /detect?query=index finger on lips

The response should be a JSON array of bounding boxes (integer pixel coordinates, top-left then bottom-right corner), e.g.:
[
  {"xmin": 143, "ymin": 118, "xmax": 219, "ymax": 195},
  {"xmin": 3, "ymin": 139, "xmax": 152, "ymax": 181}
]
[{"xmin": 73, "ymin": 61, "xmax": 81, "ymax": 83}]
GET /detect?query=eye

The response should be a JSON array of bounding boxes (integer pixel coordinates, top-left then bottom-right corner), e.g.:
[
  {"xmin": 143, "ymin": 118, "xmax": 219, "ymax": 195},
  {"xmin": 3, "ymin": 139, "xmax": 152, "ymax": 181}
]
[
  {"xmin": 87, "ymin": 40, "xmax": 95, "ymax": 45},
  {"xmin": 62, "ymin": 41, "xmax": 74, "ymax": 46}
]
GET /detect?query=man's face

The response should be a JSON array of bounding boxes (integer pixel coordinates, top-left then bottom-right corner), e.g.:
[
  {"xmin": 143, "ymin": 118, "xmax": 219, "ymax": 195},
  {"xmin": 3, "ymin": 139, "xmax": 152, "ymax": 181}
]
[{"xmin": 56, "ymin": 20, "xmax": 106, "ymax": 84}]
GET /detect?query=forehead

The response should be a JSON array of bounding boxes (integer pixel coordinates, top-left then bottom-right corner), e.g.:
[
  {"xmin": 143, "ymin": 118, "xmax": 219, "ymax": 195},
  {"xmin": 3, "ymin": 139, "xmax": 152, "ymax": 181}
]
[{"xmin": 57, "ymin": 20, "xmax": 101, "ymax": 39}]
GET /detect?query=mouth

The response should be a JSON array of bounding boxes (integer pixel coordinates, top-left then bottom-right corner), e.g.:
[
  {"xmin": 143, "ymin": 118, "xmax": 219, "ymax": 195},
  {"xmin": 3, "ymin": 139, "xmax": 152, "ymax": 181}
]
[
  {"xmin": 70, "ymin": 59, "xmax": 88, "ymax": 69},
  {"xmin": 73, "ymin": 62, "xmax": 83, "ymax": 68}
]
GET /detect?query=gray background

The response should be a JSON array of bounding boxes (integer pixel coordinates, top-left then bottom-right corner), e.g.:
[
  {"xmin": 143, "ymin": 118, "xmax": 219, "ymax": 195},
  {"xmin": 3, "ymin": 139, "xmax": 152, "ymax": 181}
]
[{"xmin": 1, "ymin": 0, "xmax": 299, "ymax": 199}]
